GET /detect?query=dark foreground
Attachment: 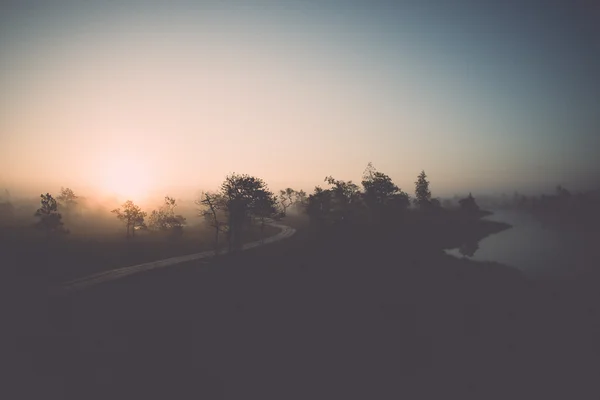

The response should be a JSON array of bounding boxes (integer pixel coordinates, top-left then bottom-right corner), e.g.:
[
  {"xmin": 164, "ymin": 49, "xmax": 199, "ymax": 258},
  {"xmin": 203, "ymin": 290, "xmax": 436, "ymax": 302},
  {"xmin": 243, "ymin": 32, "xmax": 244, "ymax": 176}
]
[
  {"xmin": 1, "ymin": 224, "xmax": 280, "ymax": 284},
  {"xmin": 10, "ymin": 216, "xmax": 600, "ymax": 400}
]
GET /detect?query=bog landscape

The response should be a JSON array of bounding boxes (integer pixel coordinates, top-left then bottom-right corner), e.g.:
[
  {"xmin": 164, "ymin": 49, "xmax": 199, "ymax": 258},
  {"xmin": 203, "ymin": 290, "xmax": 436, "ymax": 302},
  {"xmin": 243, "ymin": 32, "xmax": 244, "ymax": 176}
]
[{"xmin": 3, "ymin": 1, "xmax": 600, "ymax": 399}]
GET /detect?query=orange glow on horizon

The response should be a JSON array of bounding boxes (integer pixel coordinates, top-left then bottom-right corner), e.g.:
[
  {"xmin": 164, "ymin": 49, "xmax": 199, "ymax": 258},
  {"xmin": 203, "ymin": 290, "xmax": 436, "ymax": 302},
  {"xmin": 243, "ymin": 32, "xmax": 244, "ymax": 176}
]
[{"xmin": 98, "ymin": 156, "xmax": 154, "ymax": 202}]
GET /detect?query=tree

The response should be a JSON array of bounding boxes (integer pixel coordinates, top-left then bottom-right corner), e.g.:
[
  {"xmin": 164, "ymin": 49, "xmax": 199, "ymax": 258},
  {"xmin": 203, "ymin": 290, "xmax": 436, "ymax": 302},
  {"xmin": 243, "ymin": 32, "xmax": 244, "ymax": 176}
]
[
  {"xmin": 34, "ymin": 193, "xmax": 68, "ymax": 236},
  {"xmin": 252, "ymin": 188, "xmax": 278, "ymax": 242},
  {"xmin": 362, "ymin": 166, "xmax": 398, "ymax": 205},
  {"xmin": 362, "ymin": 162, "xmax": 377, "ymax": 182},
  {"xmin": 57, "ymin": 187, "xmax": 78, "ymax": 214},
  {"xmin": 278, "ymin": 188, "xmax": 296, "ymax": 216},
  {"xmin": 414, "ymin": 170, "xmax": 432, "ymax": 209},
  {"xmin": 111, "ymin": 200, "xmax": 146, "ymax": 238},
  {"xmin": 220, "ymin": 173, "xmax": 275, "ymax": 251},
  {"xmin": 306, "ymin": 176, "xmax": 367, "ymax": 227},
  {"xmin": 458, "ymin": 192, "xmax": 480, "ymax": 214},
  {"xmin": 306, "ymin": 186, "xmax": 333, "ymax": 228},
  {"xmin": 388, "ymin": 191, "xmax": 411, "ymax": 213},
  {"xmin": 324, "ymin": 176, "xmax": 362, "ymax": 223},
  {"xmin": 361, "ymin": 163, "xmax": 409, "ymax": 222},
  {"xmin": 279, "ymin": 188, "xmax": 309, "ymax": 215},
  {"xmin": 196, "ymin": 192, "xmax": 227, "ymax": 254},
  {"xmin": 294, "ymin": 190, "xmax": 308, "ymax": 210},
  {"xmin": 148, "ymin": 196, "xmax": 186, "ymax": 237}
]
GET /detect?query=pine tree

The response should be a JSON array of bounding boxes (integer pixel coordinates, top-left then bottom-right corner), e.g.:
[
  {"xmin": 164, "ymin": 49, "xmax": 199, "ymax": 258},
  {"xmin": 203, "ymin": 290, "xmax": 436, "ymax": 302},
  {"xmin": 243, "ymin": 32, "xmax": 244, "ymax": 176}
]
[{"xmin": 414, "ymin": 170, "xmax": 432, "ymax": 209}]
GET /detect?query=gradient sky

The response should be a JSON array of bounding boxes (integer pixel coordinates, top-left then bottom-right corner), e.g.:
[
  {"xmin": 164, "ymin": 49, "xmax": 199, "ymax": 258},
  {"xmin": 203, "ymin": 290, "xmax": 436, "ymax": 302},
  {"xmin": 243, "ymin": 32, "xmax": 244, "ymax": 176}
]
[{"xmin": 1, "ymin": 0, "xmax": 598, "ymax": 201}]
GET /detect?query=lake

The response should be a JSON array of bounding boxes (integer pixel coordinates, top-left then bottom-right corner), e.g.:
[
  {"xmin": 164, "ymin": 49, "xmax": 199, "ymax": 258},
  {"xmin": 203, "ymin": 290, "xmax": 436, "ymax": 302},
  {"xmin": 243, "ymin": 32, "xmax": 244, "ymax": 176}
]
[{"xmin": 445, "ymin": 209, "xmax": 598, "ymax": 278}]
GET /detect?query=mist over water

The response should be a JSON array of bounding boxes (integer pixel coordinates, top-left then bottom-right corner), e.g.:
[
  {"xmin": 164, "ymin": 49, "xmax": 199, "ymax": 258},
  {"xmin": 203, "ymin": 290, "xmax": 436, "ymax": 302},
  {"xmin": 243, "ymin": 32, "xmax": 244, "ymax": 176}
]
[{"xmin": 446, "ymin": 209, "xmax": 598, "ymax": 278}]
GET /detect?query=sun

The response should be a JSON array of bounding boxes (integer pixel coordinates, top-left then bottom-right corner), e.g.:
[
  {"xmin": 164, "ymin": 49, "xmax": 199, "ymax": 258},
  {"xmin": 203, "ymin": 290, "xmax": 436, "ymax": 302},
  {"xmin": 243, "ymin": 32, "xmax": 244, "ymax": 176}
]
[{"xmin": 100, "ymin": 157, "xmax": 152, "ymax": 200}]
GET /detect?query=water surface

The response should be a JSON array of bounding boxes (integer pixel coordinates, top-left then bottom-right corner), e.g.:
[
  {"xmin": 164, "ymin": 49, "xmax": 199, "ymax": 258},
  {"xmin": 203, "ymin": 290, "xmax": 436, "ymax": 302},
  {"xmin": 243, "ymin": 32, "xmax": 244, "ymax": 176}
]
[{"xmin": 446, "ymin": 210, "xmax": 597, "ymax": 278}]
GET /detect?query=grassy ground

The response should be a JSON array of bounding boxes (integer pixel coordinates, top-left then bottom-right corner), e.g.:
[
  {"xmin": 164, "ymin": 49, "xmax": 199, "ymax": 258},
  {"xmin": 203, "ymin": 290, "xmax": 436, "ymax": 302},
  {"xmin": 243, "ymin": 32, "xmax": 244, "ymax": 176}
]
[
  {"xmin": 2, "ymin": 223, "xmax": 281, "ymax": 284},
  {"xmin": 9, "ymin": 211, "xmax": 600, "ymax": 400}
]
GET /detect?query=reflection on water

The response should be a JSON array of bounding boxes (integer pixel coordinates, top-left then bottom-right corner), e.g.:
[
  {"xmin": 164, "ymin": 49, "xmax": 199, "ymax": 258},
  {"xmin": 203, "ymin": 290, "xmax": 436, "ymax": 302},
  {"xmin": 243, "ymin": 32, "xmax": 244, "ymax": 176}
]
[{"xmin": 445, "ymin": 209, "xmax": 598, "ymax": 278}]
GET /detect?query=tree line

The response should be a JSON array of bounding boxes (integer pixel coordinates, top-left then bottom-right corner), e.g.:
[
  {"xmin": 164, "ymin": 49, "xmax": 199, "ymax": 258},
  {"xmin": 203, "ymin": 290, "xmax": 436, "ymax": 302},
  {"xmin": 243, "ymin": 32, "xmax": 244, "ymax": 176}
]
[
  {"xmin": 303, "ymin": 164, "xmax": 460, "ymax": 228},
  {"xmin": 20, "ymin": 174, "xmax": 306, "ymax": 251},
  {"xmin": 11, "ymin": 164, "xmax": 484, "ymax": 251},
  {"xmin": 509, "ymin": 185, "xmax": 600, "ymax": 229}
]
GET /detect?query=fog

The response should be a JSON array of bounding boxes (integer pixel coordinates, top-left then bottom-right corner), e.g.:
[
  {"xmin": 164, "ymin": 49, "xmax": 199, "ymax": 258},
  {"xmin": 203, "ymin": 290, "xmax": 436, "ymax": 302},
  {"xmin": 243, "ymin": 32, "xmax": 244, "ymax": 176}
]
[{"xmin": 0, "ymin": 190, "xmax": 207, "ymax": 237}]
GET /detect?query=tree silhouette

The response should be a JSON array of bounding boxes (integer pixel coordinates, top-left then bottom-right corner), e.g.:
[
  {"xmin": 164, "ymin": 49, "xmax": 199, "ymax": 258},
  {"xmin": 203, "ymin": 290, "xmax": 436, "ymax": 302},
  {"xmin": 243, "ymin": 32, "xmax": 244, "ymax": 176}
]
[
  {"xmin": 34, "ymin": 193, "xmax": 68, "ymax": 236},
  {"xmin": 306, "ymin": 186, "xmax": 333, "ymax": 228},
  {"xmin": 362, "ymin": 166, "xmax": 398, "ymax": 205},
  {"xmin": 388, "ymin": 191, "xmax": 411, "ymax": 212},
  {"xmin": 111, "ymin": 200, "xmax": 147, "ymax": 238},
  {"xmin": 148, "ymin": 196, "xmax": 186, "ymax": 237},
  {"xmin": 277, "ymin": 188, "xmax": 307, "ymax": 215},
  {"xmin": 278, "ymin": 188, "xmax": 296, "ymax": 216},
  {"xmin": 414, "ymin": 170, "xmax": 432, "ymax": 209},
  {"xmin": 253, "ymin": 188, "xmax": 278, "ymax": 242},
  {"xmin": 362, "ymin": 162, "xmax": 377, "ymax": 181},
  {"xmin": 324, "ymin": 176, "xmax": 362, "ymax": 223},
  {"xmin": 196, "ymin": 192, "xmax": 227, "ymax": 254},
  {"xmin": 293, "ymin": 190, "xmax": 308, "ymax": 211},
  {"xmin": 361, "ymin": 163, "xmax": 409, "ymax": 222},
  {"xmin": 57, "ymin": 187, "xmax": 78, "ymax": 215},
  {"xmin": 459, "ymin": 192, "xmax": 480, "ymax": 214},
  {"xmin": 220, "ymin": 173, "xmax": 275, "ymax": 251}
]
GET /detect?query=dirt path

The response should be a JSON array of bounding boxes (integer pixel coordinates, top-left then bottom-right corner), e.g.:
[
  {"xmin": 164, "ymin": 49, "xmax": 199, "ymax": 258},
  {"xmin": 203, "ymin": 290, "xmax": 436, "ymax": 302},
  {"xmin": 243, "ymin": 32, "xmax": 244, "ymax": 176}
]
[{"xmin": 55, "ymin": 221, "xmax": 296, "ymax": 294}]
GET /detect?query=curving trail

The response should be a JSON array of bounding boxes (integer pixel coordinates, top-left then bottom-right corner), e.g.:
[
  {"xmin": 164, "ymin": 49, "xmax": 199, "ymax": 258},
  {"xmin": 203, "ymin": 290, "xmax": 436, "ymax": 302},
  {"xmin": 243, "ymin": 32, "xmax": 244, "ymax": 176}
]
[{"xmin": 54, "ymin": 221, "xmax": 296, "ymax": 295}]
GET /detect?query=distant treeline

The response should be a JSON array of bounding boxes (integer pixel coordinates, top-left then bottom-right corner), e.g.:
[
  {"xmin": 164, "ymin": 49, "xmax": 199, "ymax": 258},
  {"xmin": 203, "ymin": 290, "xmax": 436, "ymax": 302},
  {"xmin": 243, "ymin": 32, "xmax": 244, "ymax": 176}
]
[{"xmin": 506, "ymin": 186, "xmax": 600, "ymax": 229}]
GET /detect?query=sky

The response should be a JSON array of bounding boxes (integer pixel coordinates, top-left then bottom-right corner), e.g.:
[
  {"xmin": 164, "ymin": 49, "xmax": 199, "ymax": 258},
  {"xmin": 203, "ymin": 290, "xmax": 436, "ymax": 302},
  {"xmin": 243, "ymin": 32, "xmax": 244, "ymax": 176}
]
[{"xmin": 1, "ymin": 0, "xmax": 599, "ymax": 202}]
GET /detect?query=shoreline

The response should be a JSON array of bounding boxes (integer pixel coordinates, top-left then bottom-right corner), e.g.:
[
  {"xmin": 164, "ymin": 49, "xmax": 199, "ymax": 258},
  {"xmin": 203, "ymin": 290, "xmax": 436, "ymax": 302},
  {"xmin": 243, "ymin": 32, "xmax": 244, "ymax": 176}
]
[{"xmin": 441, "ymin": 219, "xmax": 513, "ymax": 251}]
